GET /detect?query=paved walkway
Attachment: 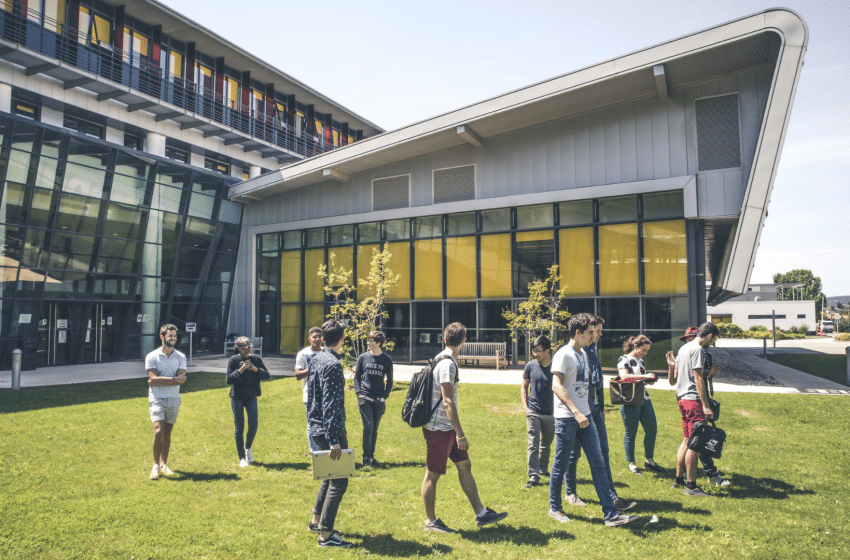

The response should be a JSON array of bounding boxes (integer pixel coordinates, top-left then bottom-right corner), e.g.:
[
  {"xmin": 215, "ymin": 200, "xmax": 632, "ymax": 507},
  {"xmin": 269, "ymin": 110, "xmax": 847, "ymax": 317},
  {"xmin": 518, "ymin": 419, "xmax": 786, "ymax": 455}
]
[{"xmin": 2, "ymin": 342, "xmax": 848, "ymax": 395}]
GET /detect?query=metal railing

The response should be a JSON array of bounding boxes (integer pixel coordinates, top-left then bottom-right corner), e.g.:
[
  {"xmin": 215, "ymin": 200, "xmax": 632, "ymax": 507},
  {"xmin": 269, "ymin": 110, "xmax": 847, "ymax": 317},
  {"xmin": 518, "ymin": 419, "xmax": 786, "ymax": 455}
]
[{"xmin": 1, "ymin": 8, "xmax": 345, "ymax": 159}]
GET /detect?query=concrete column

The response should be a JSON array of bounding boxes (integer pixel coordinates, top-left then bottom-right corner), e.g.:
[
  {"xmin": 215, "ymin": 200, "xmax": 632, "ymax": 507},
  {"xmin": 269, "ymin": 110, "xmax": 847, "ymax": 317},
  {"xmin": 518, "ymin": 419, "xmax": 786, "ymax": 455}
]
[
  {"xmin": 146, "ymin": 132, "xmax": 166, "ymax": 157},
  {"xmin": 249, "ymin": 165, "xmax": 261, "ymax": 179},
  {"xmin": 190, "ymin": 150, "xmax": 205, "ymax": 169},
  {"xmin": 105, "ymin": 125, "xmax": 124, "ymax": 146},
  {"xmin": 0, "ymin": 83, "xmax": 12, "ymax": 114},
  {"xmin": 41, "ymin": 106, "xmax": 64, "ymax": 128}
]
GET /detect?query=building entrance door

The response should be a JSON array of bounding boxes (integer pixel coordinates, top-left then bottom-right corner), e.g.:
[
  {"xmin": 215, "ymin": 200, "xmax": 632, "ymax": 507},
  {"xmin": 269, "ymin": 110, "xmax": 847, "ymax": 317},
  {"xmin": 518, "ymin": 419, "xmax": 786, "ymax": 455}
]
[{"xmin": 37, "ymin": 303, "xmax": 127, "ymax": 366}]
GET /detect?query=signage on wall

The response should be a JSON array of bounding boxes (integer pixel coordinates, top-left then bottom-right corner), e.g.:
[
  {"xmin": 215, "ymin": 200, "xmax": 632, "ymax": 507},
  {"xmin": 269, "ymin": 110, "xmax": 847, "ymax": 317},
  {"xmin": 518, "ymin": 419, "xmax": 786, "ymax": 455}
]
[
  {"xmin": 185, "ymin": 322, "xmax": 197, "ymax": 333},
  {"xmin": 107, "ymin": 317, "xmax": 112, "ymax": 326},
  {"xmin": 57, "ymin": 319, "xmax": 68, "ymax": 329},
  {"xmin": 265, "ymin": 315, "xmax": 270, "ymax": 323},
  {"xmin": 58, "ymin": 330, "xmax": 67, "ymax": 343},
  {"xmin": 137, "ymin": 315, "xmax": 143, "ymax": 322},
  {"xmin": 19, "ymin": 314, "xmax": 32, "ymax": 324}
]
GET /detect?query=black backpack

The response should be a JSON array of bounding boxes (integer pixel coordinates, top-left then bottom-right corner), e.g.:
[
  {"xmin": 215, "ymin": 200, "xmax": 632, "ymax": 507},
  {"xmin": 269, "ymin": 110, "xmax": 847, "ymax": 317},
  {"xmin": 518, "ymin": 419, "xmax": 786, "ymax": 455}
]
[
  {"xmin": 687, "ymin": 421, "xmax": 726, "ymax": 459},
  {"xmin": 401, "ymin": 355, "xmax": 453, "ymax": 428}
]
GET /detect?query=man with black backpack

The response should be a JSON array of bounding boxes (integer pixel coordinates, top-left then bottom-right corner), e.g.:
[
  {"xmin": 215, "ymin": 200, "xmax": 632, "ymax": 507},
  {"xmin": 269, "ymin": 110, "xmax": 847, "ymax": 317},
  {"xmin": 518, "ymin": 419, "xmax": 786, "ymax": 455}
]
[{"xmin": 420, "ymin": 322, "xmax": 508, "ymax": 534}]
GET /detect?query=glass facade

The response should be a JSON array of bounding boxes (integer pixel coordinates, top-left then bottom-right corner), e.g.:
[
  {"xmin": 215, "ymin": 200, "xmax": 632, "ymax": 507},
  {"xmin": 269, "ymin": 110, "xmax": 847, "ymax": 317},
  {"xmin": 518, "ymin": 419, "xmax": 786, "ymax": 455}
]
[
  {"xmin": 259, "ymin": 191, "xmax": 687, "ymax": 368},
  {"xmin": 0, "ymin": 115, "xmax": 242, "ymax": 367}
]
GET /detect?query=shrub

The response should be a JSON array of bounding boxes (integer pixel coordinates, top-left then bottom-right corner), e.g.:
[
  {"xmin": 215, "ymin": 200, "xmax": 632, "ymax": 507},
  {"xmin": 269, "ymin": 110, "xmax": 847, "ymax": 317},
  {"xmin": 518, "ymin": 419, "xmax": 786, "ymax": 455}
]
[
  {"xmin": 797, "ymin": 324, "xmax": 809, "ymax": 335},
  {"xmin": 749, "ymin": 325, "xmax": 768, "ymax": 332},
  {"xmin": 717, "ymin": 322, "xmax": 744, "ymax": 338},
  {"xmin": 835, "ymin": 333, "xmax": 850, "ymax": 342}
]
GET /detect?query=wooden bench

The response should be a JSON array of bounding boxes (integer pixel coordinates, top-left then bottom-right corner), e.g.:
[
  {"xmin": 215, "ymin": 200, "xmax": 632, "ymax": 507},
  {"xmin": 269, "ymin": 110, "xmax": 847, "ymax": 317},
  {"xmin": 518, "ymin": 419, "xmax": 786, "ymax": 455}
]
[
  {"xmin": 458, "ymin": 342, "xmax": 506, "ymax": 370},
  {"xmin": 224, "ymin": 336, "xmax": 263, "ymax": 357}
]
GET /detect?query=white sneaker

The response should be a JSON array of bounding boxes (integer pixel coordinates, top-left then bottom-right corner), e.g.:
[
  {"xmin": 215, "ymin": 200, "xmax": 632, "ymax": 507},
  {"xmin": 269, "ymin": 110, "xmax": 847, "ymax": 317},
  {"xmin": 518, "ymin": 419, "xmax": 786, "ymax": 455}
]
[
  {"xmin": 159, "ymin": 464, "xmax": 174, "ymax": 477},
  {"xmin": 712, "ymin": 475, "xmax": 731, "ymax": 487},
  {"xmin": 149, "ymin": 464, "xmax": 160, "ymax": 480},
  {"xmin": 548, "ymin": 509, "xmax": 570, "ymax": 523},
  {"xmin": 239, "ymin": 458, "xmax": 250, "ymax": 468},
  {"xmin": 245, "ymin": 448, "xmax": 253, "ymax": 463}
]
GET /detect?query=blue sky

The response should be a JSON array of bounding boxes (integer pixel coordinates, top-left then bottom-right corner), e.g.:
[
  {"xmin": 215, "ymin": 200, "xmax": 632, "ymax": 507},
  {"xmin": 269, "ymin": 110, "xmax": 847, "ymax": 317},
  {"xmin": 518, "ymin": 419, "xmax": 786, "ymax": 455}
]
[{"xmin": 168, "ymin": 0, "xmax": 849, "ymax": 295}]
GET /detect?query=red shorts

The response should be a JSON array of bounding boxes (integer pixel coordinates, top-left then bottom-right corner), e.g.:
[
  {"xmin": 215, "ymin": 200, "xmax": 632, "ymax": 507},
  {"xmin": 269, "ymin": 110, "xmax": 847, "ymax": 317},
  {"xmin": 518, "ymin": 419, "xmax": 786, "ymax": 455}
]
[
  {"xmin": 678, "ymin": 398, "xmax": 706, "ymax": 438},
  {"xmin": 423, "ymin": 428, "xmax": 469, "ymax": 474}
]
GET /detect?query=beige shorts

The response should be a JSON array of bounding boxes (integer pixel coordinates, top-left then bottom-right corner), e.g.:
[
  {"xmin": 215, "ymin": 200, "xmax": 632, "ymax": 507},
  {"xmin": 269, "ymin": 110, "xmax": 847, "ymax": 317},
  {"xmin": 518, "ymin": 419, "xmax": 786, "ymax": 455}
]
[{"xmin": 149, "ymin": 397, "xmax": 181, "ymax": 424}]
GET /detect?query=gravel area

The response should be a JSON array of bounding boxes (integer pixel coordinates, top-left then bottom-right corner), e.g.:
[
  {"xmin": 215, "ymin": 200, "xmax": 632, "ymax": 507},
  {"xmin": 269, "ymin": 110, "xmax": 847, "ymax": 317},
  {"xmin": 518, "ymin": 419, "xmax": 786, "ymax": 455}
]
[{"xmin": 708, "ymin": 348, "xmax": 781, "ymax": 386}]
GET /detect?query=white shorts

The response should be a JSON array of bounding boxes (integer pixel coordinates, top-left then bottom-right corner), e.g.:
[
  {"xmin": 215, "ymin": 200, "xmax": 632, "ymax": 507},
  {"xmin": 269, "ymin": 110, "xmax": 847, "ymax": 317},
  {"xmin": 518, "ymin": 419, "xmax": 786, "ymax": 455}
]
[{"xmin": 149, "ymin": 396, "xmax": 181, "ymax": 424}]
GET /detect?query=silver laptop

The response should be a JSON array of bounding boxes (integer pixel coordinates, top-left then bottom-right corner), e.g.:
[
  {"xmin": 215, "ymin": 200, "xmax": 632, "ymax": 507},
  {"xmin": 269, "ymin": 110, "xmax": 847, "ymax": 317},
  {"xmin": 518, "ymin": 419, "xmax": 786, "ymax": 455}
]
[{"xmin": 311, "ymin": 449, "xmax": 356, "ymax": 480}]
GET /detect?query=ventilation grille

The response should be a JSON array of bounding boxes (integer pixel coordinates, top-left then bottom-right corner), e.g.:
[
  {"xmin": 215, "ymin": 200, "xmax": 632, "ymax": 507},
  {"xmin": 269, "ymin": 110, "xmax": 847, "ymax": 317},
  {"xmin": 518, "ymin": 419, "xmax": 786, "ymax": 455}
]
[
  {"xmin": 695, "ymin": 94, "xmax": 741, "ymax": 171},
  {"xmin": 434, "ymin": 165, "xmax": 475, "ymax": 204},
  {"xmin": 372, "ymin": 175, "xmax": 409, "ymax": 211}
]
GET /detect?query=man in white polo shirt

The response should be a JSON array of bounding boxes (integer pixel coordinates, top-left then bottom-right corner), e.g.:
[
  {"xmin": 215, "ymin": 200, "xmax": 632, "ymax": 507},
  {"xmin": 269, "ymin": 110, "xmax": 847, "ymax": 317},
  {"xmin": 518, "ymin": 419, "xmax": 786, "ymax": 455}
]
[{"xmin": 146, "ymin": 324, "xmax": 187, "ymax": 480}]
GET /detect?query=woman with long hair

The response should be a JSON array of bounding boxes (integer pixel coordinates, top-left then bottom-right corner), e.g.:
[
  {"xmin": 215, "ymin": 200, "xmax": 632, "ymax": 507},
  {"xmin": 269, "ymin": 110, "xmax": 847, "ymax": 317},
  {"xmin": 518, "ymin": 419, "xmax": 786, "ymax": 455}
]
[{"xmin": 617, "ymin": 335, "xmax": 663, "ymax": 475}]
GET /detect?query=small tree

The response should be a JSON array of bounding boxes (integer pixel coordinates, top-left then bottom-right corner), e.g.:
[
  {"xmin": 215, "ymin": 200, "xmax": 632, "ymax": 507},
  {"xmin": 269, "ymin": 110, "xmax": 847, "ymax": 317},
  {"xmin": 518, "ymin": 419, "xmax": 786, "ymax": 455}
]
[
  {"xmin": 502, "ymin": 264, "xmax": 571, "ymax": 355},
  {"xmin": 318, "ymin": 246, "xmax": 399, "ymax": 372}
]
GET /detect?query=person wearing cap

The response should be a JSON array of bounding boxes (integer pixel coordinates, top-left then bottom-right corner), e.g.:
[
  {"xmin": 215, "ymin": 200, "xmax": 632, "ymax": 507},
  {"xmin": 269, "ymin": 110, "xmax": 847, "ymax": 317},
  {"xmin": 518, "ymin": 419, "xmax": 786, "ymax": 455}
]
[{"xmin": 667, "ymin": 327, "xmax": 730, "ymax": 488}]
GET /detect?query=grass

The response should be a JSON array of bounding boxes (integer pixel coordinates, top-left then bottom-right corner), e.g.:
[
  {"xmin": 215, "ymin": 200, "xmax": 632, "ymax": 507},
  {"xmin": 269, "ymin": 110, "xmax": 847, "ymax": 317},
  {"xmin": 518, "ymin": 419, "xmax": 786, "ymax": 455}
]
[
  {"xmin": 1, "ymin": 373, "xmax": 849, "ymax": 559},
  {"xmin": 766, "ymin": 354, "xmax": 848, "ymax": 385}
]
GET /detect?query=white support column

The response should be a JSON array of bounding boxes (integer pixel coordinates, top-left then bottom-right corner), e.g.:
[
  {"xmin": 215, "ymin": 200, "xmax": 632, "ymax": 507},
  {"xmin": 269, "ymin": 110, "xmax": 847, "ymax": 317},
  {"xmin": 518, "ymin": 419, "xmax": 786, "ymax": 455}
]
[
  {"xmin": 146, "ymin": 132, "xmax": 166, "ymax": 157},
  {"xmin": 0, "ymin": 83, "xmax": 12, "ymax": 114},
  {"xmin": 249, "ymin": 165, "xmax": 261, "ymax": 179},
  {"xmin": 40, "ymin": 106, "xmax": 64, "ymax": 128}
]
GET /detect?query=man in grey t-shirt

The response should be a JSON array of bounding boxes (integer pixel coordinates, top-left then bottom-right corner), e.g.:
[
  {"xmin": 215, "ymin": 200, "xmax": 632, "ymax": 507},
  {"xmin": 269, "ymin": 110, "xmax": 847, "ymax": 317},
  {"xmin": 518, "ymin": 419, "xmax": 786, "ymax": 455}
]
[
  {"xmin": 295, "ymin": 327, "xmax": 322, "ymax": 452},
  {"xmin": 421, "ymin": 322, "xmax": 507, "ymax": 534}
]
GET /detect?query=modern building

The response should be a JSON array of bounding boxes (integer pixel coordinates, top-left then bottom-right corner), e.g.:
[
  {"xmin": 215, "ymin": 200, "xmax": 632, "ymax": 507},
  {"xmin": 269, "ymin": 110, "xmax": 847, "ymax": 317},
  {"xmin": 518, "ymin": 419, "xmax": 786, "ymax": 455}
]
[
  {"xmin": 707, "ymin": 283, "xmax": 816, "ymax": 332},
  {"xmin": 0, "ymin": 0, "xmax": 381, "ymax": 368},
  {"xmin": 1, "ymin": 4, "xmax": 807, "ymax": 371},
  {"xmin": 227, "ymin": 9, "xmax": 807, "ymax": 369}
]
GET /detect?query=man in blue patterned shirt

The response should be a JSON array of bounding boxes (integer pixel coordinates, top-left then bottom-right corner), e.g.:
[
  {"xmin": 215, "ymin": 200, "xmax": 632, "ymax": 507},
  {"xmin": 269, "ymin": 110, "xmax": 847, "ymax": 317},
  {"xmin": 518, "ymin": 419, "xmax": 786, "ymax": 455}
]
[{"xmin": 306, "ymin": 319, "xmax": 352, "ymax": 548}]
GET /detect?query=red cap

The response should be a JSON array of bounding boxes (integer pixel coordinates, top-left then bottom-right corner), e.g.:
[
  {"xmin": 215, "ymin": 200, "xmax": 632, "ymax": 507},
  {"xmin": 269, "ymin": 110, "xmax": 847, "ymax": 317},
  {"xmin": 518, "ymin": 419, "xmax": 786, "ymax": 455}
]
[{"xmin": 679, "ymin": 326, "xmax": 699, "ymax": 341}]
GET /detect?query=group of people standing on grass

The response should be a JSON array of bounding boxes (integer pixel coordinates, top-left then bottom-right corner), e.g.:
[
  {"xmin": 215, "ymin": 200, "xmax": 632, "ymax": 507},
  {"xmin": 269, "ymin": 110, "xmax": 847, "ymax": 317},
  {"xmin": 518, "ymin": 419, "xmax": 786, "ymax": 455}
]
[
  {"xmin": 142, "ymin": 315, "xmax": 727, "ymax": 548},
  {"xmin": 522, "ymin": 316, "xmax": 729, "ymax": 525}
]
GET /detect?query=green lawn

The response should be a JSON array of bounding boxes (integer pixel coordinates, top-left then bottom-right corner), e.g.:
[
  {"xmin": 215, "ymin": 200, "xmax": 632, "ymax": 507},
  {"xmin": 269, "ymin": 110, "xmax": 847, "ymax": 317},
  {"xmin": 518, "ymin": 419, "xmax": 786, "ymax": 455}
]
[
  {"xmin": 766, "ymin": 354, "xmax": 848, "ymax": 385},
  {"xmin": 1, "ymin": 374, "xmax": 848, "ymax": 559}
]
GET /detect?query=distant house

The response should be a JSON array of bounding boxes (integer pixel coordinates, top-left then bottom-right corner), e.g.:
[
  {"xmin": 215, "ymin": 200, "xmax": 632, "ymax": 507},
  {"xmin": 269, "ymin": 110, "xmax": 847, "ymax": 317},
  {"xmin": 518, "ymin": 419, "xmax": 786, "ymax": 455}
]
[{"xmin": 707, "ymin": 284, "xmax": 816, "ymax": 332}]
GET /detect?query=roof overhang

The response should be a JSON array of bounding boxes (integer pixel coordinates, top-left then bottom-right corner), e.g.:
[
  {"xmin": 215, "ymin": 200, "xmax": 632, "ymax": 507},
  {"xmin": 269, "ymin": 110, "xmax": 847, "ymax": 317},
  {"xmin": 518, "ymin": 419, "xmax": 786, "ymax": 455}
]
[{"xmin": 231, "ymin": 9, "xmax": 807, "ymax": 306}]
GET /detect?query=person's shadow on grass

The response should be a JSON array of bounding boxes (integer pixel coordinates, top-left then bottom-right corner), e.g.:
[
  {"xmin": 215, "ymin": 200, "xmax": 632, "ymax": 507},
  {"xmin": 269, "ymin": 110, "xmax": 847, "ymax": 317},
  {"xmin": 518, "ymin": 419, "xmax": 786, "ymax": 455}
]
[
  {"xmin": 460, "ymin": 524, "xmax": 572, "ymax": 546},
  {"xmin": 565, "ymin": 512, "xmax": 712, "ymax": 534},
  {"xmin": 252, "ymin": 461, "xmax": 310, "ymax": 471},
  {"xmin": 168, "ymin": 471, "xmax": 238, "ymax": 482},
  {"xmin": 346, "ymin": 532, "xmax": 452, "ymax": 556},
  {"xmin": 723, "ymin": 474, "xmax": 815, "ymax": 499}
]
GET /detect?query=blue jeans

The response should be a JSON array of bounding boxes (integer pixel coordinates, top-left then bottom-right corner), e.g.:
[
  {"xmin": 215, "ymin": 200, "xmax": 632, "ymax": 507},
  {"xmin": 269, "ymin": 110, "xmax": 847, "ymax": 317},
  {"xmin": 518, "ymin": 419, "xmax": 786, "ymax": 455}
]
[
  {"xmin": 550, "ymin": 416, "xmax": 617, "ymax": 520},
  {"xmin": 358, "ymin": 397, "xmax": 386, "ymax": 460},
  {"xmin": 565, "ymin": 402, "xmax": 615, "ymax": 500},
  {"xmin": 231, "ymin": 396, "xmax": 258, "ymax": 460},
  {"xmin": 305, "ymin": 402, "xmax": 319, "ymax": 452},
  {"xmin": 619, "ymin": 399, "xmax": 658, "ymax": 464}
]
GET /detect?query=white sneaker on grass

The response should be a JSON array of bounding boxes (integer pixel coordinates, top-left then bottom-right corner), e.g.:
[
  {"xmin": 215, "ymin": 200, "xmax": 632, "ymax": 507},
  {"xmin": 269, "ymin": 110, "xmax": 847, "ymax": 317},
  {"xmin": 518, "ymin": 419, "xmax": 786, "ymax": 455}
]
[
  {"xmin": 159, "ymin": 464, "xmax": 174, "ymax": 476},
  {"xmin": 239, "ymin": 458, "xmax": 250, "ymax": 468},
  {"xmin": 149, "ymin": 464, "xmax": 160, "ymax": 480}
]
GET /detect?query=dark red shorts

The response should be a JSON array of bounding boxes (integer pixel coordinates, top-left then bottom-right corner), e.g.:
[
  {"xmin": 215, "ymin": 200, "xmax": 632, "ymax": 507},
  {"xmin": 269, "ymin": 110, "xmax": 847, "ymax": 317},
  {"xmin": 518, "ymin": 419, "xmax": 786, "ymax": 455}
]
[
  {"xmin": 678, "ymin": 398, "xmax": 706, "ymax": 438},
  {"xmin": 422, "ymin": 428, "xmax": 469, "ymax": 474}
]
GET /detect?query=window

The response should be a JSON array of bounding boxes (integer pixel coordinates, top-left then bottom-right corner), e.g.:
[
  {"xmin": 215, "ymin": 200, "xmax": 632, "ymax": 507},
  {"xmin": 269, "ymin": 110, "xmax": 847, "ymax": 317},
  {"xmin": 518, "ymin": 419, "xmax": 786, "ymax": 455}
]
[
  {"xmin": 124, "ymin": 132, "xmax": 143, "ymax": 150},
  {"xmin": 64, "ymin": 114, "xmax": 105, "ymax": 139},
  {"xmin": 748, "ymin": 314, "xmax": 786, "ymax": 319},
  {"xmin": 204, "ymin": 157, "xmax": 230, "ymax": 175},
  {"xmin": 711, "ymin": 315, "xmax": 732, "ymax": 324},
  {"xmin": 12, "ymin": 99, "xmax": 39, "ymax": 120},
  {"xmin": 165, "ymin": 143, "xmax": 189, "ymax": 163}
]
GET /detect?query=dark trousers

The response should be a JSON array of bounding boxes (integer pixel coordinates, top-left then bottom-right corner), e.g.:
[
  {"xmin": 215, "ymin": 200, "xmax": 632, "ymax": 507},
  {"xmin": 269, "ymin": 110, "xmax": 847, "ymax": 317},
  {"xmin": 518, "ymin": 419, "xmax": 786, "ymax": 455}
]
[
  {"xmin": 358, "ymin": 398, "xmax": 386, "ymax": 460},
  {"xmin": 231, "ymin": 395, "xmax": 258, "ymax": 460},
  {"xmin": 565, "ymin": 401, "xmax": 615, "ymax": 499},
  {"xmin": 312, "ymin": 431, "xmax": 349, "ymax": 532}
]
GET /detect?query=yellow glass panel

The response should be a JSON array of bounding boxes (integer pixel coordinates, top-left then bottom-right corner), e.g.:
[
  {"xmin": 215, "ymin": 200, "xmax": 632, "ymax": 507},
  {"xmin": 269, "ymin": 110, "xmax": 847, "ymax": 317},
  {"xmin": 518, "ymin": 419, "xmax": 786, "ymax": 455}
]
[
  {"xmin": 46, "ymin": 0, "xmax": 65, "ymax": 33},
  {"xmin": 559, "ymin": 227, "xmax": 595, "ymax": 296},
  {"xmin": 333, "ymin": 130, "xmax": 340, "ymax": 146},
  {"xmin": 315, "ymin": 120, "xmax": 323, "ymax": 136},
  {"xmin": 357, "ymin": 244, "xmax": 379, "ymax": 300},
  {"xmin": 305, "ymin": 303, "xmax": 326, "ymax": 334},
  {"xmin": 134, "ymin": 34, "xmax": 149, "ymax": 57},
  {"xmin": 93, "ymin": 15, "xmax": 110, "ymax": 45},
  {"xmin": 280, "ymin": 250, "xmax": 301, "ymax": 302},
  {"xmin": 348, "ymin": 136, "xmax": 355, "ymax": 145},
  {"xmin": 170, "ymin": 51, "xmax": 183, "ymax": 78},
  {"xmin": 280, "ymin": 304, "xmax": 300, "ymax": 355},
  {"xmin": 446, "ymin": 237, "xmax": 477, "ymax": 299},
  {"xmin": 517, "ymin": 230, "xmax": 552, "ymax": 243},
  {"xmin": 643, "ymin": 219, "xmax": 688, "ymax": 294},
  {"xmin": 329, "ymin": 247, "xmax": 353, "ymax": 290},
  {"xmin": 226, "ymin": 77, "xmax": 239, "ymax": 109},
  {"xmin": 3, "ymin": 1, "xmax": 12, "ymax": 13},
  {"xmin": 414, "ymin": 239, "xmax": 443, "ymax": 299},
  {"xmin": 386, "ymin": 241, "xmax": 410, "ymax": 301},
  {"xmin": 598, "ymin": 223, "xmax": 639, "ymax": 295},
  {"xmin": 304, "ymin": 249, "xmax": 325, "ymax": 302},
  {"xmin": 480, "ymin": 234, "xmax": 512, "ymax": 298}
]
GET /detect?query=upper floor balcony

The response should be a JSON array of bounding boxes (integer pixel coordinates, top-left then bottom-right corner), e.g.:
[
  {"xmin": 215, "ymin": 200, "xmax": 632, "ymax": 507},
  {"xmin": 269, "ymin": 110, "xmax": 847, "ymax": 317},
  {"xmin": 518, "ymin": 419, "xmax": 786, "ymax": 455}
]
[{"xmin": 0, "ymin": 5, "xmax": 359, "ymax": 164}]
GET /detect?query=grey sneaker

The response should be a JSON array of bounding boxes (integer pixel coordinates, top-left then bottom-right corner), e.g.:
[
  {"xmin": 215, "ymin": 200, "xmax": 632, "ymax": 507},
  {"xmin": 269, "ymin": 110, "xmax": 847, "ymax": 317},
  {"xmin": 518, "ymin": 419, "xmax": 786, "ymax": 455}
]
[
  {"xmin": 711, "ymin": 475, "xmax": 731, "ymax": 487},
  {"xmin": 548, "ymin": 509, "xmax": 570, "ymax": 523},
  {"xmin": 684, "ymin": 485, "xmax": 709, "ymax": 496},
  {"xmin": 476, "ymin": 507, "xmax": 508, "ymax": 527},
  {"xmin": 424, "ymin": 518, "xmax": 457, "ymax": 533},
  {"xmin": 245, "ymin": 448, "xmax": 253, "ymax": 463},
  {"xmin": 308, "ymin": 523, "xmax": 342, "ymax": 536},
  {"xmin": 565, "ymin": 494, "xmax": 586, "ymax": 507},
  {"xmin": 613, "ymin": 497, "xmax": 637, "ymax": 511},
  {"xmin": 605, "ymin": 513, "xmax": 639, "ymax": 527},
  {"xmin": 524, "ymin": 479, "xmax": 539, "ymax": 489},
  {"xmin": 317, "ymin": 533, "xmax": 352, "ymax": 548}
]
